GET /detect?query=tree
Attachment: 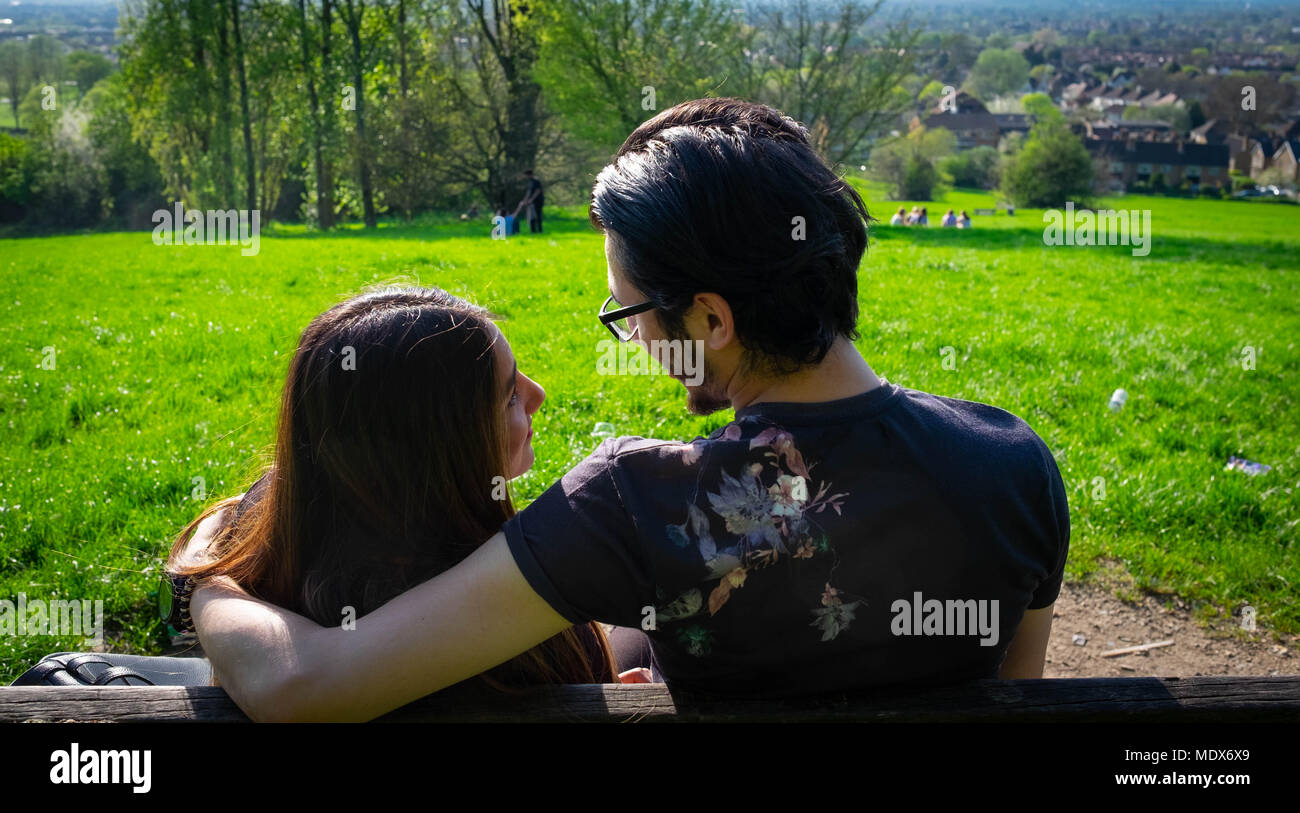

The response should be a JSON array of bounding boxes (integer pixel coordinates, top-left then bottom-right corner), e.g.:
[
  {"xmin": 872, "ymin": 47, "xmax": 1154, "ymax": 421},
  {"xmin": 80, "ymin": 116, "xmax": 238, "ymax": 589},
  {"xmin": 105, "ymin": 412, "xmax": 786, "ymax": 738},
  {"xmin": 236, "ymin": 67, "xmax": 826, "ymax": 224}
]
[
  {"xmin": 228, "ymin": 0, "xmax": 258, "ymax": 214},
  {"xmin": 295, "ymin": 0, "xmax": 336, "ymax": 229},
  {"xmin": 24, "ymin": 35, "xmax": 64, "ymax": 87},
  {"xmin": 743, "ymin": 0, "xmax": 919, "ymax": 166},
  {"xmin": 531, "ymin": 0, "xmax": 749, "ymax": 152},
  {"xmin": 0, "ymin": 41, "xmax": 26, "ymax": 128},
  {"xmin": 21, "ymin": 97, "xmax": 107, "ymax": 226},
  {"xmin": 999, "ymin": 115, "xmax": 1093, "ymax": 208},
  {"xmin": 83, "ymin": 72, "xmax": 165, "ymax": 223},
  {"xmin": 868, "ymin": 124, "xmax": 954, "ymax": 200},
  {"xmin": 0, "ymin": 131, "xmax": 29, "ymax": 220},
  {"xmin": 1021, "ymin": 92, "xmax": 1057, "ymax": 119},
  {"xmin": 940, "ymin": 145, "xmax": 999, "ymax": 189},
  {"xmin": 337, "ymin": 0, "xmax": 377, "ymax": 227},
  {"xmin": 1204, "ymin": 75, "xmax": 1297, "ymax": 133},
  {"xmin": 966, "ymin": 48, "xmax": 1029, "ymax": 101},
  {"xmin": 467, "ymin": 0, "xmax": 544, "ymax": 213},
  {"xmin": 65, "ymin": 52, "xmax": 113, "ymax": 99}
]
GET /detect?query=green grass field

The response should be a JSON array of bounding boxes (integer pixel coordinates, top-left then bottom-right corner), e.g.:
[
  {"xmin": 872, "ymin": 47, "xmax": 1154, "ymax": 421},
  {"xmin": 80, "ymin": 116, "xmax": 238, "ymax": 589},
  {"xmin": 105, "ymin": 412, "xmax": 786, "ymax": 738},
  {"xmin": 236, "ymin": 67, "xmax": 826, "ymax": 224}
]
[{"xmin": 1, "ymin": 186, "xmax": 1297, "ymax": 681}]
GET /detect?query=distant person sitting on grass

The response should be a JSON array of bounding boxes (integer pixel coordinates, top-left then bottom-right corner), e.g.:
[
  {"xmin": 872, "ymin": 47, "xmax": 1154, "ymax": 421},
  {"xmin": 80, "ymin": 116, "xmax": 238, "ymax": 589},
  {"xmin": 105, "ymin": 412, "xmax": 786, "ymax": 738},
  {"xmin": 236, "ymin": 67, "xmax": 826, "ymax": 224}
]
[
  {"xmin": 941, "ymin": 209, "xmax": 957, "ymax": 227},
  {"xmin": 917, "ymin": 206, "xmax": 930, "ymax": 226},
  {"xmin": 890, "ymin": 207, "xmax": 907, "ymax": 226},
  {"xmin": 459, "ymin": 203, "xmax": 480, "ymax": 221},
  {"xmin": 957, "ymin": 210, "xmax": 972, "ymax": 229},
  {"xmin": 182, "ymin": 98, "xmax": 1069, "ymax": 722}
]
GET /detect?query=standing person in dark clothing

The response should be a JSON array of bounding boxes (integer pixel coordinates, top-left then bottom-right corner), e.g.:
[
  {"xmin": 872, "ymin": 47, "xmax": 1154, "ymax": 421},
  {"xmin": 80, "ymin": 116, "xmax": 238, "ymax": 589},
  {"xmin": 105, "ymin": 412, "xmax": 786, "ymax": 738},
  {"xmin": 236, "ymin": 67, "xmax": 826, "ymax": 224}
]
[{"xmin": 517, "ymin": 169, "xmax": 544, "ymax": 233}]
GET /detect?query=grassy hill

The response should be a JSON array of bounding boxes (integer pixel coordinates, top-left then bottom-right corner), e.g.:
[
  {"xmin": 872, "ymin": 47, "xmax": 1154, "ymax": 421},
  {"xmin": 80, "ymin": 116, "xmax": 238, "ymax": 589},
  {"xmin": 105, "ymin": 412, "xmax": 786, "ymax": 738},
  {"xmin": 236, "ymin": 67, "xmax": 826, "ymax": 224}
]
[{"xmin": 1, "ymin": 189, "xmax": 1297, "ymax": 680}]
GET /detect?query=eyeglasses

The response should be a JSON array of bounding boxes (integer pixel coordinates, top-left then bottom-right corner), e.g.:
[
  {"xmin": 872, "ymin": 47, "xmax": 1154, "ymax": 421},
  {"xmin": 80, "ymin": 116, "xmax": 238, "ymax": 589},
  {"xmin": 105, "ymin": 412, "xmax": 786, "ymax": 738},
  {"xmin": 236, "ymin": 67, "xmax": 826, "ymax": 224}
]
[{"xmin": 598, "ymin": 294, "xmax": 656, "ymax": 342}]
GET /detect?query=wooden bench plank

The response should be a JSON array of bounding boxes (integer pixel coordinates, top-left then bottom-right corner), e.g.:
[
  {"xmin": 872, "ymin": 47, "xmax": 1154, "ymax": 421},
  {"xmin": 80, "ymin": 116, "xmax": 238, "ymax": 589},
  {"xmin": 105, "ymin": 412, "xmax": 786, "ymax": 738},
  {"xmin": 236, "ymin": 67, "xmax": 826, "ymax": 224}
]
[{"xmin": 3, "ymin": 675, "xmax": 1298, "ymax": 723}]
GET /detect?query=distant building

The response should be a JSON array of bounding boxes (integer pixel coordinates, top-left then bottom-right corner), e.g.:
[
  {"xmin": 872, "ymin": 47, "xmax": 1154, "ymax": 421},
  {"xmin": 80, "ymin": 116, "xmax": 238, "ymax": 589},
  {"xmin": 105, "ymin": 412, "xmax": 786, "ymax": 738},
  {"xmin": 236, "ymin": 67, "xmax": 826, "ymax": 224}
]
[
  {"xmin": 914, "ymin": 92, "xmax": 1036, "ymax": 150},
  {"xmin": 1190, "ymin": 119, "xmax": 1234, "ymax": 144},
  {"xmin": 992, "ymin": 113, "xmax": 1034, "ymax": 138},
  {"xmin": 1268, "ymin": 140, "xmax": 1300, "ymax": 183},
  {"xmin": 1086, "ymin": 138, "xmax": 1230, "ymax": 191},
  {"xmin": 1084, "ymin": 119, "xmax": 1175, "ymax": 142},
  {"xmin": 1223, "ymin": 133, "xmax": 1260, "ymax": 174}
]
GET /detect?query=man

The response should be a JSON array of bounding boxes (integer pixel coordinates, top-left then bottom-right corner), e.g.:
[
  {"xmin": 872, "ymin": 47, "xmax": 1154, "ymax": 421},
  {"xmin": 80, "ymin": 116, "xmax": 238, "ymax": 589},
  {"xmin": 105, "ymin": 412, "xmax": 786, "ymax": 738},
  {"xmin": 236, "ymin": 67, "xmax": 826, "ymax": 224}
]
[
  {"xmin": 189, "ymin": 98, "xmax": 1068, "ymax": 722},
  {"xmin": 516, "ymin": 169, "xmax": 544, "ymax": 233}
]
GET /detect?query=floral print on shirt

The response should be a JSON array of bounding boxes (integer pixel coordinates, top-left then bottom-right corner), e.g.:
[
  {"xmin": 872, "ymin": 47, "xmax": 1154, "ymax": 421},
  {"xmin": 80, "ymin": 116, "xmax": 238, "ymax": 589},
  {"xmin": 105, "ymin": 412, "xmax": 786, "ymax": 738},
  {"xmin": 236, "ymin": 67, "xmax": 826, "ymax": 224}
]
[{"xmin": 657, "ymin": 420, "xmax": 861, "ymax": 652}]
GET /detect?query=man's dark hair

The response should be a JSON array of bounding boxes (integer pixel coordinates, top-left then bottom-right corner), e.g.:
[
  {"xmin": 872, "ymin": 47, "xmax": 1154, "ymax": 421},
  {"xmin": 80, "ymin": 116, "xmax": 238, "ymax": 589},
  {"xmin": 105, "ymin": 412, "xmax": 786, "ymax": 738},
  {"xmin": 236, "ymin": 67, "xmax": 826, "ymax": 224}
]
[{"xmin": 589, "ymin": 97, "xmax": 871, "ymax": 374}]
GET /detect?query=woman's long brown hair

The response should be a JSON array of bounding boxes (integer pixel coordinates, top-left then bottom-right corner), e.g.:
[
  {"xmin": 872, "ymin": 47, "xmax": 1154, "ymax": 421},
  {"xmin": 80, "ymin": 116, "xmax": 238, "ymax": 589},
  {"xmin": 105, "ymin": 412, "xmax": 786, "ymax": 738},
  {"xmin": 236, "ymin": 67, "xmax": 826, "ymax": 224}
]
[{"xmin": 170, "ymin": 286, "xmax": 615, "ymax": 689}]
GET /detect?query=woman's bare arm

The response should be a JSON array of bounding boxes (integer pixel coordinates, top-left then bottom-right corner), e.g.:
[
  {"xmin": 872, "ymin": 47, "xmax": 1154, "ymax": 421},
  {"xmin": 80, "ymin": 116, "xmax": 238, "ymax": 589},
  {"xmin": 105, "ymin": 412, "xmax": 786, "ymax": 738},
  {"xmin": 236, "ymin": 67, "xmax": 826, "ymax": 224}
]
[
  {"xmin": 997, "ymin": 604, "xmax": 1054, "ymax": 679},
  {"xmin": 187, "ymin": 517, "xmax": 571, "ymax": 722}
]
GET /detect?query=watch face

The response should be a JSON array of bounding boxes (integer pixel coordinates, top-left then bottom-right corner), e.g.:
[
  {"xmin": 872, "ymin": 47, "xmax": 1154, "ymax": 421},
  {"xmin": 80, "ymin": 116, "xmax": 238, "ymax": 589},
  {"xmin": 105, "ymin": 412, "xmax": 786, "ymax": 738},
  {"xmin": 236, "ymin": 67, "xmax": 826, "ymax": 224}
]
[{"xmin": 158, "ymin": 575, "xmax": 175, "ymax": 622}]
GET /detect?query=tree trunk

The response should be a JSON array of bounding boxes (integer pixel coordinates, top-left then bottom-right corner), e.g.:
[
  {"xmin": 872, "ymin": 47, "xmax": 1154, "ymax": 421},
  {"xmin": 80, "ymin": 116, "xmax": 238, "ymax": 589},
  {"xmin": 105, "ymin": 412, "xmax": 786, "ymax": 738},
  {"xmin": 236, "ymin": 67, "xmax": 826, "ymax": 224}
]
[
  {"xmin": 297, "ymin": 0, "xmax": 333, "ymax": 229},
  {"xmin": 230, "ymin": 0, "xmax": 258, "ymax": 215},
  {"xmin": 397, "ymin": 0, "xmax": 409, "ymax": 96},
  {"xmin": 345, "ymin": 0, "xmax": 376, "ymax": 228},
  {"xmin": 213, "ymin": 0, "xmax": 236, "ymax": 206},
  {"xmin": 319, "ymin": 0, "xmax": 336, "ymax": 229}
]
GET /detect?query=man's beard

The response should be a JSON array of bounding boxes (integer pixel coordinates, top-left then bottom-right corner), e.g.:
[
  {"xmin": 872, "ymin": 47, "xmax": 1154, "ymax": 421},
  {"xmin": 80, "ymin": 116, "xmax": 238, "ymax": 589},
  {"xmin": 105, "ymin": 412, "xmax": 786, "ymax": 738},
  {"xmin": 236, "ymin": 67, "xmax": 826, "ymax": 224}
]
[
  {"xmin": 659, "ymin": 321, "xmax": 730, "ymax": 415},
  {"xmin": 684, "ymin": 357, "xmax": 731, "ymax": 416}
]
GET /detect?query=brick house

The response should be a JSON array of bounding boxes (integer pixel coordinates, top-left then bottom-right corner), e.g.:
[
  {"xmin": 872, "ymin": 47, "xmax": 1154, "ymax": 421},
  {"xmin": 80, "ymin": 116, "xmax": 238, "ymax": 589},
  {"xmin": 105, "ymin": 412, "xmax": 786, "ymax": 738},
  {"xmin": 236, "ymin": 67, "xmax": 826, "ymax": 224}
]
[{"xmin": 1086, "ymin": 138, "xmax": 1230, "ymax": 191}]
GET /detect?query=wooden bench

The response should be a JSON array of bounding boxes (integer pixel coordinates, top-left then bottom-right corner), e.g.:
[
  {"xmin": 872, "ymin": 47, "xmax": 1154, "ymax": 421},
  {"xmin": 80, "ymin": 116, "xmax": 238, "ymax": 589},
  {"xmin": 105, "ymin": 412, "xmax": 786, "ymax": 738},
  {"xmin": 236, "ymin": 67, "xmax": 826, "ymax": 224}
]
[
  {"xmin": 973, "ymin": 208, "xmax": 997, "ymax": 216},
  {"xmin": 3, "ymin": 675, "xmax": 1298, "ymax": 722}
]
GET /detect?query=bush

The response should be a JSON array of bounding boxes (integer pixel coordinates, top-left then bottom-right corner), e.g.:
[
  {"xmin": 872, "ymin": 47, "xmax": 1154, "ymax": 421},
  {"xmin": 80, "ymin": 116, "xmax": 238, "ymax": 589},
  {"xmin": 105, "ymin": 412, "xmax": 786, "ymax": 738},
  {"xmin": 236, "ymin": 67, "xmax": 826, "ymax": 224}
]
[
  {"xmin": 901, "ymin": 156, "xmax": 941, "ymax": 200},
  {"xmin": 0, "ymin": 131, "xmax": 30, "ymax": 222},
  {"xmin": 999, "ymin": 116, "xmax": 1094, "ymax": 207},
  {"xmin": 867, "ymin": 125, "xmax": 955, "ymax": 201},
  {"xmin": 939, "ymin": 146, "xmax": 1000, "ymax": 189},
  {"xmin": 1230, "ymin": 172, "xmax": 1255, "ymax": 193}
]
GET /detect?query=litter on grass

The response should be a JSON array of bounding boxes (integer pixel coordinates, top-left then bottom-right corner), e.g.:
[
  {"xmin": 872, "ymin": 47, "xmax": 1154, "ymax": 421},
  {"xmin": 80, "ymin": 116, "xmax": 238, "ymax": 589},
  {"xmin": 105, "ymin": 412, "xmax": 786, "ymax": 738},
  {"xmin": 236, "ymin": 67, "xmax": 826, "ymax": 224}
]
[{"xmin": 1225, "ymin": 456, "xmax": 1271, "ymax": 476}]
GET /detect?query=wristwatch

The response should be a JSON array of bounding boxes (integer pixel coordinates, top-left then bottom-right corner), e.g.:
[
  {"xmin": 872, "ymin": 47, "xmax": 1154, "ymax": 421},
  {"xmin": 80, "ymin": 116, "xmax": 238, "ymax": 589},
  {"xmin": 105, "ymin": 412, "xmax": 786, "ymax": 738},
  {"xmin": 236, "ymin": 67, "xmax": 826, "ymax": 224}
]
[{"xmin": 158, "ymin": 573, "xmax": 197, "ymax": 634}]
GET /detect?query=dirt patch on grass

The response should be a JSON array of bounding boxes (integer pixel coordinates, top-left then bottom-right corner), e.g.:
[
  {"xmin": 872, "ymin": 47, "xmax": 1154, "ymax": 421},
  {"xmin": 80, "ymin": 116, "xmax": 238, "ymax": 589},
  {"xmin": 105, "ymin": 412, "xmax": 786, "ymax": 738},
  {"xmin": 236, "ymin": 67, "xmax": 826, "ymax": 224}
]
[{"xmin": 1046, "ymin": 567, "xmax": 1298, "ymax": 678}]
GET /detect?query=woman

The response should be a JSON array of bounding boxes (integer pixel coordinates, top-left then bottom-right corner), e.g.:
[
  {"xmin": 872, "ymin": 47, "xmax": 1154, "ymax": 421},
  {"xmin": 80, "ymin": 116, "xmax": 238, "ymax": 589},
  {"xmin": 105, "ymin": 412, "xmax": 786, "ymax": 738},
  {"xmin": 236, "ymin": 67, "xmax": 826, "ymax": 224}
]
[{"xmin": 169, "ymin": 286, "xmax": 620, "ymax": 690}]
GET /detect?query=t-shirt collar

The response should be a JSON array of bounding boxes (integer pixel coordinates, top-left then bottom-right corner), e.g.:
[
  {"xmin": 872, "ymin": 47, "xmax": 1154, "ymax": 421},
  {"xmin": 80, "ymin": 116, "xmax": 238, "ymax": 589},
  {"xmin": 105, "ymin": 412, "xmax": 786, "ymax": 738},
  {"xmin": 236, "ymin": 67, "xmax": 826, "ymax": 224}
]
[{"xmin": 734, "ymin": 379, "xmax": 901, "ymax": 424}]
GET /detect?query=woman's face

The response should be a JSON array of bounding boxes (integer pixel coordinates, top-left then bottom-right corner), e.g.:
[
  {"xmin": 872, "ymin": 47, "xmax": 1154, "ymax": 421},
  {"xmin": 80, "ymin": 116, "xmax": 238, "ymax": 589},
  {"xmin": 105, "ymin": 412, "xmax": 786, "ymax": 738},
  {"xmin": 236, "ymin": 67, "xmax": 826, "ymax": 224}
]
[{"xmin": 492, "ymin": 326, "xmax": 545, "ymax": 479}]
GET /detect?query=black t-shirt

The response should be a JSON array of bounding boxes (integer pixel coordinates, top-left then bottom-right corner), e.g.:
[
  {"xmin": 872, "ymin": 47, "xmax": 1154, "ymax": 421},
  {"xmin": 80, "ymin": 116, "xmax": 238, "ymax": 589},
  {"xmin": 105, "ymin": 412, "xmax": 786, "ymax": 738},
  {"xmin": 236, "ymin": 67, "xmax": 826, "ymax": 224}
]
[
  {"xmin": 504, "ymin": 381, "xmax": 1069, "ymax": 697},
  {"xmin": 525, "ymin": 177, "xmax": 543, "ymax": 206}
]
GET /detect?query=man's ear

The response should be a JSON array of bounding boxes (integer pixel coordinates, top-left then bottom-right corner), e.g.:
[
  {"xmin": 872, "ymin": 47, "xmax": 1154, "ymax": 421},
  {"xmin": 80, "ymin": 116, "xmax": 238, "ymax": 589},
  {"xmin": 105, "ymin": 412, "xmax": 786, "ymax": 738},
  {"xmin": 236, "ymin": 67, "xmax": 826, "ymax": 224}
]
[{"xmin": 688, "ymin": 292, "xmax": 736, "ymax": 351}]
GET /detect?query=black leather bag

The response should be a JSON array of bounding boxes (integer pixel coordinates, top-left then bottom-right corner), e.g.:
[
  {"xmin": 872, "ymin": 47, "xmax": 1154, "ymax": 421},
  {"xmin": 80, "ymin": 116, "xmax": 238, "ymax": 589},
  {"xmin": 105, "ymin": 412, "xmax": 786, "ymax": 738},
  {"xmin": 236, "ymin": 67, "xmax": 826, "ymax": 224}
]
[{"xmin": 10, "ymin": 652, "xmax": 212, "ymax": 687}]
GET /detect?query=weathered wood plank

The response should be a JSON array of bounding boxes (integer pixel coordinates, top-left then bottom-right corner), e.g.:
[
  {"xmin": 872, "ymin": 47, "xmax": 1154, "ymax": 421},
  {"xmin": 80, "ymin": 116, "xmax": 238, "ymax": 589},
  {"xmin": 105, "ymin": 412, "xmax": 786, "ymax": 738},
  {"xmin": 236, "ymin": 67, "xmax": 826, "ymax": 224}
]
[{"xmin": 2, "ymin": 676, "xmax": 1298, "ymax": 723}]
